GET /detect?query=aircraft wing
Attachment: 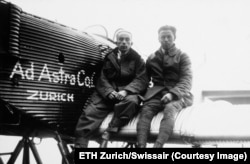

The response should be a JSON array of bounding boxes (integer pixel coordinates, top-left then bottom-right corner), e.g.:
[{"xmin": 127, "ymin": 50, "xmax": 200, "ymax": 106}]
[{"xmin": 98, "ymin": 101, "xmax": 250, "ymax": 146}]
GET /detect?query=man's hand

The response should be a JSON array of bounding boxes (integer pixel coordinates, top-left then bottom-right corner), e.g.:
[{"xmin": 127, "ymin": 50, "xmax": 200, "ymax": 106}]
[
  {"xmin": 108, "ymin": 91, "xmax": 119, "ymax": 100},
  {"xmin": 116, "ymin": 90, "xmax": 128, "ymax": 100},
  {"xmin": 161, "ymin": 93, "xmax": 173, "ymax": 104}
]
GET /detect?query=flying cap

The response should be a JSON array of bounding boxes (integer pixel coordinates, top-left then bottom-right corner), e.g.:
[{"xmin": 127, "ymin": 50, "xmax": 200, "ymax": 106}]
[
  {"xmin": 114, "ymin": 28, "xmax": 132, "ymax": 41},
  {"xmin": 158, "ymin": 25, "xmax": 176, "ymax": 39}
]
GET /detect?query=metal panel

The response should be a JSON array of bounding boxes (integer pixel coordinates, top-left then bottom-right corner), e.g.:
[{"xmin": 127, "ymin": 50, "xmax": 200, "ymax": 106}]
[{"xmin": 0, "ymin": 1, "xmax": 114, "ymax": 136}]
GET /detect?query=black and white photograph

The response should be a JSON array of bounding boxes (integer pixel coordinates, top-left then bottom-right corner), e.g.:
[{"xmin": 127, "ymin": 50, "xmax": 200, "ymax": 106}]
[{"xmin": 1, "ymin": 0, "xmax": 250, "ymax": 163}]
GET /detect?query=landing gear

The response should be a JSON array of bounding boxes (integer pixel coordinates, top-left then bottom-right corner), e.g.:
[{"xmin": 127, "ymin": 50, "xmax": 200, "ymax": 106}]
[
  {"xmin": 7, "ymin": 136, "xmax": 43, "ymax": 164},
  {"xmin": 55, "ymin": 131, "xmax": 74, "ymax": 164},
  {"xmin": 1, "ymin": 132, "xmax": 74, "ymax": 164}
]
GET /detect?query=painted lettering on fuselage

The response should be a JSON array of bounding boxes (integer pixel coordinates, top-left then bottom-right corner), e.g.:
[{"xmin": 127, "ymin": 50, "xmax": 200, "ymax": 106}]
[{"xmin": 9, "ymin": 62, "xmax": 96, "ymax": 102}]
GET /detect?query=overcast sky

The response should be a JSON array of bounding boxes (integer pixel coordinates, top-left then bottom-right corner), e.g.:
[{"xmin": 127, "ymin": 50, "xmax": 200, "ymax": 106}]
[{"xmin": 7, "ymin": 0, "xmax": 250, "ymax": 90}]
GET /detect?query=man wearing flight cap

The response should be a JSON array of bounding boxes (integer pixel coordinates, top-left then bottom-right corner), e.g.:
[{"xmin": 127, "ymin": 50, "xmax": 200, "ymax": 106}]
[
  {"xmin": 75, "ymin": 29, "xmax": 148, "ymax": 148},
  {"xmin": 136, "ymin": 25, "xmax": 193, "ymax": 148}
]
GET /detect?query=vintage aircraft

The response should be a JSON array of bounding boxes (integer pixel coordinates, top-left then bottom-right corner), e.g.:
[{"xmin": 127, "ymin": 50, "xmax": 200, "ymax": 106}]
[{"xmin": 1, "ymin": 1, "xmax": 250, "ymax": 164}]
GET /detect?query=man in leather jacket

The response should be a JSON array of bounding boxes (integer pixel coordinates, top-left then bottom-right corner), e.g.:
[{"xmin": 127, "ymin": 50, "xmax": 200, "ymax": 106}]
[
  {"xmin": 75, "ymin": 29, "xmax": 148, "ymax": 148},
  {"xmin": 136, "ymin": 25, "xmax": 193, "ymax": 148}
]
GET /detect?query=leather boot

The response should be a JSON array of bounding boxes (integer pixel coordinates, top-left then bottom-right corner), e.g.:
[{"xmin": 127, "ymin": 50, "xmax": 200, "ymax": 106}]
[
  {"xmin": 74, "ymin": 143, "xmax": 88, "ymax": 148},
  {"xmin": 153, "ymin": 142, "xmax": 163, "ymax": 148},
  {"xmin": 99, "ymin": 131, "xmax": 110, "ymax": 148},
  {"xmin": 100, "ymin": 140, "xmax": 108, "ymax": 148},
  {"xmin": 137, "ymin": 143, "xmax": 146, "ymax": 148}
]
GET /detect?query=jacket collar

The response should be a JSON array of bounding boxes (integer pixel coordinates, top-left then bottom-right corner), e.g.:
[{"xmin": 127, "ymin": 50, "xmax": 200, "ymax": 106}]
[
  {"xmin": 159, "ymin": 44, "xmax": 179, "ymax": 57},
  {"xmin": 113, "ymin": 47, "xmax": 131, "ymax": 58},
  {"xmin": 107, "ymin": 49, "xmax": 120, "ymax": 71}
]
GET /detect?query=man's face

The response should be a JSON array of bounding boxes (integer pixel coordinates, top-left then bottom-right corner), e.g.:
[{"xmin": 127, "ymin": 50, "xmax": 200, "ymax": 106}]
[
  {"xmin": 116, "ymin": 32, "xmax": 132, "ymax": 53},
  {"xmin": 158, "ymin": 30, "xmax": 175, "ymax": 50}
]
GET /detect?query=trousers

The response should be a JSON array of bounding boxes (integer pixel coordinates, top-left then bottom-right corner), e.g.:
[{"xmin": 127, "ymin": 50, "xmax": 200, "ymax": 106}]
[
  {"xmin": 75, "ymin": 94, "xmax": 139, "ymax": 147},
  {"xmin": 137, "ymin": 93, "xmax": 183, "ymax": 146}
]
